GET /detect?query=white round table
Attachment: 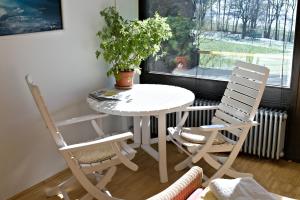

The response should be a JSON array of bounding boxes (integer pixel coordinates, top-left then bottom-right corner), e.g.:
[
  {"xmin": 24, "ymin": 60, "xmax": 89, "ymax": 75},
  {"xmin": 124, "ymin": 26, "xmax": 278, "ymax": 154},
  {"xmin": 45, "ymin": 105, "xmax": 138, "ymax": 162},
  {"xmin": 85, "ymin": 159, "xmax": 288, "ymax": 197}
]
[{"xmin": 87, "ymin": 84, "xmax": 195, "ymax": 183}]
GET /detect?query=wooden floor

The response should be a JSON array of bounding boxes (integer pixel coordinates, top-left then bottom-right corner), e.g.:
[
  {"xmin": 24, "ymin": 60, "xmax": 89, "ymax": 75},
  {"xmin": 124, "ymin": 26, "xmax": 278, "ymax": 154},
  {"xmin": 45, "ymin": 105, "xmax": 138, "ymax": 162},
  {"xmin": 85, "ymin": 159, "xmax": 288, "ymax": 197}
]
[{"xmin": 11, "ymin": 143, "xmax": 300, "ymax": 200}]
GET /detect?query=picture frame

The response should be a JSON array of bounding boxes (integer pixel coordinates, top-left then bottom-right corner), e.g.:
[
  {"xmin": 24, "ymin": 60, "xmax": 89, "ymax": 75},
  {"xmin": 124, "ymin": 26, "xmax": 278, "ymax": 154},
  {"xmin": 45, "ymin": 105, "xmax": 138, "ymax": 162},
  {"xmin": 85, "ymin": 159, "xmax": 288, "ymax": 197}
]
[{"xmin": 0, "ymin": 0, "xmax": 63, "ymax": 36}]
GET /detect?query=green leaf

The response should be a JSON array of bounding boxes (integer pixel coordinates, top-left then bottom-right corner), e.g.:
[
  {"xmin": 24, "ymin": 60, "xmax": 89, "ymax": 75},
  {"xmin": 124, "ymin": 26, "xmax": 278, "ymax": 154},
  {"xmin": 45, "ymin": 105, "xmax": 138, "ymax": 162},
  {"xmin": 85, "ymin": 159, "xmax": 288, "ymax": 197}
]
[{"xmin": 95, "ymin": 7, "xmax": 172, "ymax": 77}]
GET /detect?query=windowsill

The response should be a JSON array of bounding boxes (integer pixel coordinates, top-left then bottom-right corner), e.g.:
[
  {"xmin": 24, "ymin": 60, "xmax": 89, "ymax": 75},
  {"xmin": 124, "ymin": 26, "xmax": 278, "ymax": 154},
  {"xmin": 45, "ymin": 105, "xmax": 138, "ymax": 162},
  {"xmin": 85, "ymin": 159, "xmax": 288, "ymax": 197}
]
[{"xmin": 146, "ymin": 70, "xmax": 291, "ymax": 89}]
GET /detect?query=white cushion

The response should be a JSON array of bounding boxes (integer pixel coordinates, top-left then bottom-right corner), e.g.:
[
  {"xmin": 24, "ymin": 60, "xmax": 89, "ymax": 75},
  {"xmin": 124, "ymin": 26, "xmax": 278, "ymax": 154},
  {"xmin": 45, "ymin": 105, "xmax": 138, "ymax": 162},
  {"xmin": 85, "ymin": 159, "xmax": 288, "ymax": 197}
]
[
  {"xmin": 209, "ymin": 177, "xmax": 276, "ymax": 200},
  {"xmin": 180, "ymin": 127, "xmax": 226, "ymax": 145}
]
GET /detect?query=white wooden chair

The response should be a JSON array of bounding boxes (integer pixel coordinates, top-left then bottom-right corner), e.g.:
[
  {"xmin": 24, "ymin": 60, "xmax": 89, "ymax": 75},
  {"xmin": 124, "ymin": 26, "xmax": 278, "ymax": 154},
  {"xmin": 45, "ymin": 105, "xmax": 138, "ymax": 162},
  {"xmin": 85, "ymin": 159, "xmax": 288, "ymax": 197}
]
[
  {"xmin": 25, "ymin": 75, "xmax": 138, "ymax": 200},
  {"xmin": 168, "ymin": 61, "xmax": 269, "ymax": 186}
]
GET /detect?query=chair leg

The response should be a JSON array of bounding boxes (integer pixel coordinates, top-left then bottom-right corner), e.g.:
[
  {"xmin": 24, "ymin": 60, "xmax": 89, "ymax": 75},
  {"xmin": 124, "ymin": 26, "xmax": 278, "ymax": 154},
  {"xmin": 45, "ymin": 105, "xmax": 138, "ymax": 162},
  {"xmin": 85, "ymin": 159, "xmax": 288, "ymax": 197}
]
[
  {"xmin": 45, "ymin": 176, "xmax": 77, "ymax": 199},
  {"xmin": 67, "ymin": 161, "xmax": 119, "ymax": 200},
  {"xmin": 79, "ymin": 168, "xmax": 117, "ymax": 200},
  {"xmin": 91, "ymin": 119, "xmax": 105, "ymax": 136},
  {"xmin": 202, "ymin": 152, "xmax": 245, "ymax": 186},
  {"xmin": 174, "ymin": 157, "xmax": 192, "ymax": 171},
  {"xmin": 203, "ymin": 166, "xmax": 234, "ymax": 187},
  {"xmin": 80, "ymin": 193, "xmax": 94, "ymax": 200},
  {"xmin": 169, "ymin": 136, "xmax": 192, "ymax": 156},
  {"xmin": 95, "ymin": 166, "xmax": 117, "ymax": 189},
  {"xmin": 203, "ymin": 154, "xmax": 251, "ymax": 179},
  {"xmin": 203, "ymin": 154, "xmax": 222, "ymax": 170},
  {"xmin": 225, "ymin": 168, "xmax": 253, "ymax": 178},
  {"xmin": 174, "ymin": 136, "xmax": 215, "ymax": 172},
  {"xmin": 177, "ymin": 145, "xmax": 184, "ymax": 154},
  {"xmin": 45, "ymin": 167, "xmax": 118, "ymax": 200}
]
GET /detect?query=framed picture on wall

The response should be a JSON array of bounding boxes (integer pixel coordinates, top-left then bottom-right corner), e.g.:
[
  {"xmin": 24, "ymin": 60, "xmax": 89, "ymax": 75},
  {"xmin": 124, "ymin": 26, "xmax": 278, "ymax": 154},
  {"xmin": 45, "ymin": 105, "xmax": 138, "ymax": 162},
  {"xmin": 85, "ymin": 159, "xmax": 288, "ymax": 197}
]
[{"xmin": 0, "ymin": 0, "xmax": 63, "ymax": 36}]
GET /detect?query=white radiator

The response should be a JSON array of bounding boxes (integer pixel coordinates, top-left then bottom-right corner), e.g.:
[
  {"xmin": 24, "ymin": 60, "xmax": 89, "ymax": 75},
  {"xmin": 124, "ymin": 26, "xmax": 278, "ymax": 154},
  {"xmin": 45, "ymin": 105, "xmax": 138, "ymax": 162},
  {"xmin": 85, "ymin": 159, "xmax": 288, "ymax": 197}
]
[{"xmin": 150, "ymin": 99, "xmax": 288, "ymax": 160}]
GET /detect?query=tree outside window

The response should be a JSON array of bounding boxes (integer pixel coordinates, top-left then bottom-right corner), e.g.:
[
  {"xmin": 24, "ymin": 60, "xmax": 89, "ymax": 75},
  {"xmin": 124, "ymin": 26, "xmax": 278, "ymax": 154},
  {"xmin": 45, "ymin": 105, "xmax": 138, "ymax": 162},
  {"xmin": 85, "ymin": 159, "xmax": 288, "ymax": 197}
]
[{"xmin": 145, "ymin": 0, "xmax": 298, "ymax": 87}]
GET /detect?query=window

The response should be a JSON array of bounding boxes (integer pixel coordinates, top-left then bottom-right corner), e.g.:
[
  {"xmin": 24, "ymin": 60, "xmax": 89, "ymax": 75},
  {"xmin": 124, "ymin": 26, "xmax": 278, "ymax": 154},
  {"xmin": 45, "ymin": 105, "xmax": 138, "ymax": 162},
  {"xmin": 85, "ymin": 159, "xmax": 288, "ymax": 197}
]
[{"xmin": 143, "ymin": 0, "xmax": 298, "ymax": 88}]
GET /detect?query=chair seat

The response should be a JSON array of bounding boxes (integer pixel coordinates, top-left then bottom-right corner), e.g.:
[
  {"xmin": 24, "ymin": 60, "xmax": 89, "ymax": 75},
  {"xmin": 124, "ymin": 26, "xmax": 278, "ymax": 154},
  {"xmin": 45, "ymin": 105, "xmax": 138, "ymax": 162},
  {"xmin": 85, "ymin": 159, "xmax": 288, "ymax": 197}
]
[
  {"xmin": 168, "ymin": 127, "xmax": 234, "ymax": 153},
  {"xmin": 73, "ymin": 132, "xmax": 135, "ymax": 164},
  {"xmin": 73, "ymin": 143, "xmax": 116, "ymax": 164}
]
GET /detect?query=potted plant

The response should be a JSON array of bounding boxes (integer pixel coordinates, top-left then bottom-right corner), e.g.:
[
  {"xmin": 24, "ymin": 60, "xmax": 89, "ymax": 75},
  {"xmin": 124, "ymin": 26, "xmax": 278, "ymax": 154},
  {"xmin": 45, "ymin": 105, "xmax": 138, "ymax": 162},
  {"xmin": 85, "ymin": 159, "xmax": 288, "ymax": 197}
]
[{"xmin": 96, "ymin": 7, "xmax": 172, "ymax": 88}]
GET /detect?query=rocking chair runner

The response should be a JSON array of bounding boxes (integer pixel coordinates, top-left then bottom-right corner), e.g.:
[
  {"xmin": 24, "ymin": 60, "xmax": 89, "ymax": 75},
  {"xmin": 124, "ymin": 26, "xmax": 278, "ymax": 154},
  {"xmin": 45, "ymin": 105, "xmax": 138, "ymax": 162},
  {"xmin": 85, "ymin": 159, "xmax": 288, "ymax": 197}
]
[
  {"xmin": 25, "ymin": 75, "xmax": 138, "ymax": 200},
  {"xmin": 168, "ymin": 61, "xmax": 269, "ymax": 186}
]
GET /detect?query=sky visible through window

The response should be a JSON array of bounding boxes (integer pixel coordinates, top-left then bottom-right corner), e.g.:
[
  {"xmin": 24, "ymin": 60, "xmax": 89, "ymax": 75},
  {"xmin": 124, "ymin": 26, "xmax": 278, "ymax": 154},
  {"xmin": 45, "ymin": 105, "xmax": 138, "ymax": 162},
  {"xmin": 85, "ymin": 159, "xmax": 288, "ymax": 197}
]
[{"xmin": 145, "ymin": 0, "xmax": 298, "ymax": 87}]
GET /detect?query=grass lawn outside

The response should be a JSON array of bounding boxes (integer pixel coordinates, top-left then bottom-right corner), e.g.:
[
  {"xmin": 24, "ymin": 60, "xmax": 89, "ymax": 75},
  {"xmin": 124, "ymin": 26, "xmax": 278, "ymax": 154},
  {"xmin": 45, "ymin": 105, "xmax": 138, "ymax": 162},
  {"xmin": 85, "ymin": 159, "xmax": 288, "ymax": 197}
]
[
  {"xmin": 198, "ymin": 38, "xmax": 284, "ymax": 54},
  {"xmin": 197, "ymin": 38, "xmax": 293, "ymax": 76}
]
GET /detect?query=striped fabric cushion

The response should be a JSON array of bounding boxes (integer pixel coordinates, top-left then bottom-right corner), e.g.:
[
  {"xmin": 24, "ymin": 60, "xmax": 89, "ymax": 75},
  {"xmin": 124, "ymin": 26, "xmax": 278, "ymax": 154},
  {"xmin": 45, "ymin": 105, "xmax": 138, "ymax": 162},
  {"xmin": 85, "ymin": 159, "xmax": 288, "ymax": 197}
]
[
  {"xmin": 171, "ymin": 173, "xmax": 202, "ymax": 200},
  {"xmin": 148, "ymin": 167, "xmax": 202, "ymax": 200}
]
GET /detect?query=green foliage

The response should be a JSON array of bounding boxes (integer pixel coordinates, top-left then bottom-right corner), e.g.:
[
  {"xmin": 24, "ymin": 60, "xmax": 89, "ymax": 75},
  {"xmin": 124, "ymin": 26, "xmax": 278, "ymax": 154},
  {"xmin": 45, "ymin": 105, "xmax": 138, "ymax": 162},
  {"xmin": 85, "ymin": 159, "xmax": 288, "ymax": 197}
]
[
  {"xmin": 96, "ymin": 7, "xmax": 172, "ymax": 77},
  {"xmin": 165, "ymin": 16, "xmax": 196, "ymax": 55}
]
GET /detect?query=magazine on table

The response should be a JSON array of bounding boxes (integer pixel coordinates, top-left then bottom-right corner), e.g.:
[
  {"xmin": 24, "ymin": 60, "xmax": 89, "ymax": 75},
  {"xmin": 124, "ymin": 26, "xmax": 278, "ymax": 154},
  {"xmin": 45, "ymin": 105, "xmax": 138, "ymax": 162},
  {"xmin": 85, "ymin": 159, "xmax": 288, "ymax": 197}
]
[{"xmin": 88, "ymin": 89, "xmax": 121, "ymax": 101}]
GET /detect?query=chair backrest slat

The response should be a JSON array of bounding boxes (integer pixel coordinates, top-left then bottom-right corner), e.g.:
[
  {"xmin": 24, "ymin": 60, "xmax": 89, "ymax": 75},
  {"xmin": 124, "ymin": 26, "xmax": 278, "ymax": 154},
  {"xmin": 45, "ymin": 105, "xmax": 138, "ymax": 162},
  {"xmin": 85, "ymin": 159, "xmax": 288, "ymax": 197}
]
[
  {"xmin": 212, "ymin": 117, "xmax": 243, "ymax": 136},
  {"xmin": 224, "ymin": 89, "xmax": 256, "ymax": 107},
  {"xmin": 215, "ymin": 110, "xmax": 242, "ymax": 124},
  {"xmin": 227, "ymin": 82, "xmax": 259, "ymax": 98},
  {"xmin": 231, "ymin": 75, "xmax": 261, "ymax": 90},
  {"xmin": 25, "ymin": 75, "xmax": 66, "ymax": 147},
  {"xmin": 235, "ymin": 61, "xmax": 269, "ymax": 74},
  {"xmin": 221, "ymin": 96, "xmax": 252, "ymax": 114},
  {"xmin": 232, "ymin": 68, "xmax": 265, "ymax": 82},
  {"xmin": 213, "ymin": 61, "xmax": 269, "ymax": 137},
  {"xmin": 218, "ymin": 103, "xmax": 250, "ymax": 122}
]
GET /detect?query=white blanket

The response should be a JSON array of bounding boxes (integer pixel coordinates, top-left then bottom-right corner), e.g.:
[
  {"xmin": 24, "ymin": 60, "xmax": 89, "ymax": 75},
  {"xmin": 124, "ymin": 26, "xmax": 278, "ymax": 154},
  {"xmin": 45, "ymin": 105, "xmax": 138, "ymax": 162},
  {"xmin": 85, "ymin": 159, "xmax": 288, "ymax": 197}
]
[{"xmin": 208, "ymin": 177, "xmax": 276, "ymax": 200}]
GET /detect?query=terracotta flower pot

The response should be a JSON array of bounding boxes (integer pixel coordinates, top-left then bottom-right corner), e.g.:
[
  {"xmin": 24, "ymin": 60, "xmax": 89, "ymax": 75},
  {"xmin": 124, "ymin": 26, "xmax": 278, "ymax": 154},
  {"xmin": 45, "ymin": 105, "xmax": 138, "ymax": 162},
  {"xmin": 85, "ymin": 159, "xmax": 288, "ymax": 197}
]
[
  {"xmin": 175, "ymin": 56, "xmax": 188, "ymax": 69},
  {"xmin": 115, "ymin": 71, "xmax": 134, "ymax": 89}
]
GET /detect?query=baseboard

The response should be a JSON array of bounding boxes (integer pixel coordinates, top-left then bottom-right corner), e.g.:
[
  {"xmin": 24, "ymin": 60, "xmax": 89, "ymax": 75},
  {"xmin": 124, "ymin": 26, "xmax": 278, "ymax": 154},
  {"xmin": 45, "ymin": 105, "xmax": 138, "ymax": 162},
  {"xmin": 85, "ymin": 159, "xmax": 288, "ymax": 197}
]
[{"xmin": 8, "ymin": 168, "xmax": 69, "ymax": 200}]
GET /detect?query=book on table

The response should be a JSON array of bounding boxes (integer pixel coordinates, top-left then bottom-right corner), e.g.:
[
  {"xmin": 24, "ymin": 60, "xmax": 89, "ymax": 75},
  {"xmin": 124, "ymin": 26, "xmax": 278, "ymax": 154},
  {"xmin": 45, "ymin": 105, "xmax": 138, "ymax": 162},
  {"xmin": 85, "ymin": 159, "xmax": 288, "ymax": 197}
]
[{"xmin": 89, "ymin": 90, "xmax": 120, "ymax": 101}]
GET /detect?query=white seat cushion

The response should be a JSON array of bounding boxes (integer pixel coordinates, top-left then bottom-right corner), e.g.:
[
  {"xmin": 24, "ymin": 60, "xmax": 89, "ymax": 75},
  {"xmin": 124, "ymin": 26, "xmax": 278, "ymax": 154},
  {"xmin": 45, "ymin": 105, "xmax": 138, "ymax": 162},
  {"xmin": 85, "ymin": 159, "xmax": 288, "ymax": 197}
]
[
  {"xmin": 168, "ymin": 127, "xmax": 234, "ymax": 153},
  {"xmin": 180, "ymin": 127, "xmax": 226, "ymax": 145},
  {"xmin": 209, "ymin": 177, "xmax": 277, "ymax": 200}
]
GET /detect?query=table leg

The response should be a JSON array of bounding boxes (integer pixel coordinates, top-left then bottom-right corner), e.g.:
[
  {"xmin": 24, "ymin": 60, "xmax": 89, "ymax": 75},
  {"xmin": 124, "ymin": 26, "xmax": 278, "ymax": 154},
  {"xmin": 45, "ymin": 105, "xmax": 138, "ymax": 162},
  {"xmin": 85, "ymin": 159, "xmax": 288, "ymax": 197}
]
[
  {"xmin": 175, "ymin": 111, "xmax": 184, "ymax": 154},
  {"xmin": 131, "ymin": 116, "xmax": 142, "ymax": 148},
  {"xmin": 176, "ymin": 111, "xmax": 182, "ymax": 125},
  {"xmin": 142, "ymin": 116, "xmax": 150, "ymax": 145},
  {"xmin": 141, "ymin": 116, "xmax": 159, "ymax": 161},
  {"xmin": 158, "ymin": 113, "xmax": 168, "ymax": 183}
]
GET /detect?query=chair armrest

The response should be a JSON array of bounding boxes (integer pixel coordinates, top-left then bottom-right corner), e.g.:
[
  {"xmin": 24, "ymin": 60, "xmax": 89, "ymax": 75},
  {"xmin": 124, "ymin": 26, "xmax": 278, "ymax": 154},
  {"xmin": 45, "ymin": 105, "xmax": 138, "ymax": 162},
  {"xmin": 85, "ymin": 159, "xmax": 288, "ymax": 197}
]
[
  {"xmin": 55, "ymin": 113, "xmax": 109, "ymax": 127},
  {"xmin": 199, "ymin": 121, "xmax": 258, "ymax": 132},
  {"xmin": 147, "ymin": 166, "xmax": 203, "ymax": 200},
  {"xmin": 174, "ymin": 106, "xmax": 218, "ymax": 128},
  {"xmin": 59, "ymin": 132, "xmax": 133, "ymax": 153},
  {"xmin": 184, "ymin": 105, "xmax": 219, "ymax": 112}
]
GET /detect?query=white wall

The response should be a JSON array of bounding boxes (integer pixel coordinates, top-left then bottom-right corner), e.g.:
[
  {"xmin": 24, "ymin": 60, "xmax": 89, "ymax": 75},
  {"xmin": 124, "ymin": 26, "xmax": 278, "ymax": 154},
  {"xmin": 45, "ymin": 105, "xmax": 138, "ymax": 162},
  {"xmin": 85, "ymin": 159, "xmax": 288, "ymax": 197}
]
[{"xmin": 0, "ymin": 0, "xmax": 138, "ymax": 199}]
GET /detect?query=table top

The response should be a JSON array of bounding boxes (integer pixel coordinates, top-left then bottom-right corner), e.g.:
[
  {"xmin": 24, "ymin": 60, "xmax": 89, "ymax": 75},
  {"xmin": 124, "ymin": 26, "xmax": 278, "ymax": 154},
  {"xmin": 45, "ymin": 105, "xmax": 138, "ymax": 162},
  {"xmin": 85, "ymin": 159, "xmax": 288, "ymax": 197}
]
[{"xmin": 87, "ymin": 84, "xmax": 195, "ymax": 116}]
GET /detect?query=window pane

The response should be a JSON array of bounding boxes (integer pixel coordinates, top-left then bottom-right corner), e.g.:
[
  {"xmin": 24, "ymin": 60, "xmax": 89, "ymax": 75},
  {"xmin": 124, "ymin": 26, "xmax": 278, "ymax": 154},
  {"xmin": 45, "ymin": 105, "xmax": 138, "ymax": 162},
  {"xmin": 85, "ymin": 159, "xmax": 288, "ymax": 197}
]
[{"xmin": 145, "ymin": 0, "xmax": 297, "ymax": 88}]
